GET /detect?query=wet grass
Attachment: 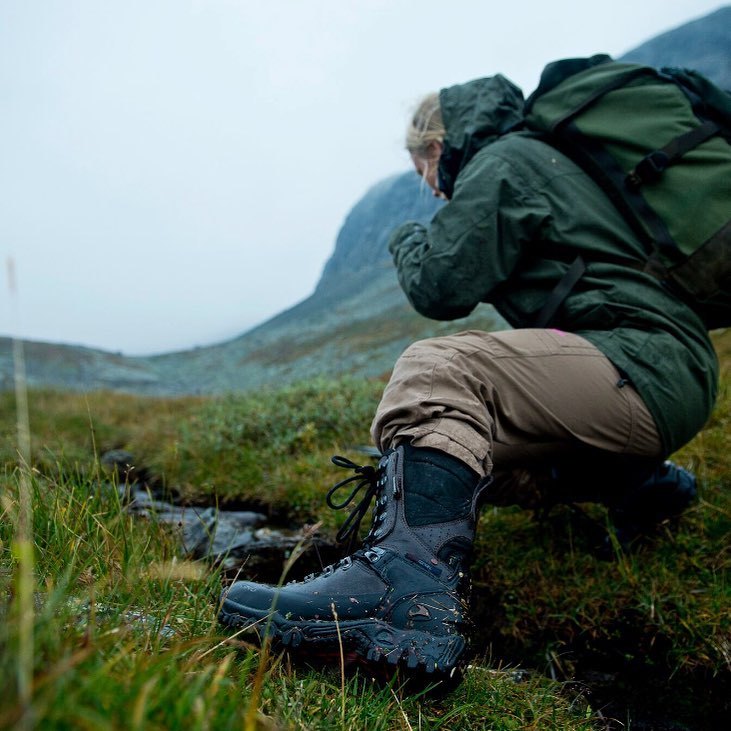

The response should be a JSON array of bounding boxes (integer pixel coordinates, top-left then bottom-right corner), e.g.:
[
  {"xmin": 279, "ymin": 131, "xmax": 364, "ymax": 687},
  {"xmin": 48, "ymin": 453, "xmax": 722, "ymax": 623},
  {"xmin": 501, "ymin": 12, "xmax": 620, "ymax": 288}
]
[
  {"xmin": 0, "ymin": 473, "xmax": 599, "ymax": 730},
  {"xmin": 0, "ymin": 331, "xmax": 729, "ymax": 729}
]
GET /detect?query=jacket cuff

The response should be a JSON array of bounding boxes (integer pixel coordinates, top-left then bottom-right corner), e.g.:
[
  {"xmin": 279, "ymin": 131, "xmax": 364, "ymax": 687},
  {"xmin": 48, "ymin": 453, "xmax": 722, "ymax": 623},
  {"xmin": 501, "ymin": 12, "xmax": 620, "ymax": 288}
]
[{"xmin": 388, "ymin": 221, "xmax": 426, "ymax": 257}]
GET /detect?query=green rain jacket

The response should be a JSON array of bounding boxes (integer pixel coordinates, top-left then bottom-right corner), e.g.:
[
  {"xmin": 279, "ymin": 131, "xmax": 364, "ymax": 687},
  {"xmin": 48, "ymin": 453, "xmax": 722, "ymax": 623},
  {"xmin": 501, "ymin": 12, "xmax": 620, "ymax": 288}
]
[{"xmin": 389, "ymin": 76, "xmax": 719, "ymax": 455}]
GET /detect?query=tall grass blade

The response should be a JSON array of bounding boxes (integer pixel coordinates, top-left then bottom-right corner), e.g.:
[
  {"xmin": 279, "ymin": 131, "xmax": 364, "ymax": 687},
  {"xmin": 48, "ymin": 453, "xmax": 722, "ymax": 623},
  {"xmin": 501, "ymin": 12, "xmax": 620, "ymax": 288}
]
[{"xmin": 7, "ymin": 257, "xmax": 35, "ymax": 730}]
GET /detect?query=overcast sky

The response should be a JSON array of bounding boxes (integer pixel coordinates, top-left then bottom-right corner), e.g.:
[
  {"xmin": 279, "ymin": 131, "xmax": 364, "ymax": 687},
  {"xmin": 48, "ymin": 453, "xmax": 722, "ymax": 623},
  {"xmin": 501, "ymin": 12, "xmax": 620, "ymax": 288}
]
[{"xmin": 1, "ymin": 1, "xmax": 724, "ymax": 355}]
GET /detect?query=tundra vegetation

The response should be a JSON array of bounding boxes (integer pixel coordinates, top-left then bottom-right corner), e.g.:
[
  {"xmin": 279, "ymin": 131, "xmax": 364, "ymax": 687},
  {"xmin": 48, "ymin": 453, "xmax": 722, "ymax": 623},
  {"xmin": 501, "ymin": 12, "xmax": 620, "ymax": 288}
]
[{"xmin": 1, "ymin": 330, "xmax": 729, "ymax": 730}]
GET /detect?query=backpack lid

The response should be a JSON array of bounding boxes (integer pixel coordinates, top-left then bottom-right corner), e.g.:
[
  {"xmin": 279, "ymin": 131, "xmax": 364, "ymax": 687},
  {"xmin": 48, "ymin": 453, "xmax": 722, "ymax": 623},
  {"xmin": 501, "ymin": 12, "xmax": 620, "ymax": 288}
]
[{"xmin": 525, "ymin": 54, "xmax": 613, "ymax": 113}]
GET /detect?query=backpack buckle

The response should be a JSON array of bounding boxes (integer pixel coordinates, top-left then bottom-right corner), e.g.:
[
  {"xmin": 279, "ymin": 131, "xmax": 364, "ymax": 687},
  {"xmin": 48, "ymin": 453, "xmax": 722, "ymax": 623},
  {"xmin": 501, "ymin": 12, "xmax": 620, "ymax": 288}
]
[{"xmin": 626, "ymin": 150, "xmax": 670, "ymax": 188}]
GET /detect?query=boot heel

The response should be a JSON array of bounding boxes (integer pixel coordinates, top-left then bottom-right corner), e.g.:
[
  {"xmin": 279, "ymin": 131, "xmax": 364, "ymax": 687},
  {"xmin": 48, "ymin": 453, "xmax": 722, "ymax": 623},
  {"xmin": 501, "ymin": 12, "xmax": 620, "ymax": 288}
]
[{"xmin": 355, "ymin": 621, "xmax": 466, "ymax": 673}]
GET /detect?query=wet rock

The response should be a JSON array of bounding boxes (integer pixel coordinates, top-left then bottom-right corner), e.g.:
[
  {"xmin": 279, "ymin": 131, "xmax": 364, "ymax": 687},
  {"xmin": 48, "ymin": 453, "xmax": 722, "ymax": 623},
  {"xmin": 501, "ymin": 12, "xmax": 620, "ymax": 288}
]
[
  {"xmin": 176, "ymin": 506, "xmax": 268, "ymax": 557},
  {"xmin": 148, "ymin": 497, "xmax": 341, "ymax": 577},
  {"xmin": 97, "ymin": 451, "xmax": 340, "ymax": 581},
  {"xmin": 120, "ymin": 490, "xmax": 271, "ymax": 561},
  {"xmin": 179, "ymin": 507, "xmax": 334, "ymax": 573},
  {"xmin": 72, "ymin": 600, "xmax": 177, "ymax": 639},
  {"xmin": 100, "ymin": 449, "xmax": 143, "ymax": 484}
]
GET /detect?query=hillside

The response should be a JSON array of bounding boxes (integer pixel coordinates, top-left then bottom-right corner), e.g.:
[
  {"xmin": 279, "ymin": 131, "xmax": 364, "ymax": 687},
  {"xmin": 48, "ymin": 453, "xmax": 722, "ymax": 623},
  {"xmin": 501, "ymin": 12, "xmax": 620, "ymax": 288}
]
[
  {"xmin": 620, "ymin": 5, "xmax": 731, "ymax": 89},
  {"xmin": 0, "ymin": 174, "xmax": 503, "ymax": 395},
  {"xmin": 1, "ymin": 5, "xmax": 729, "ymax": 395}
]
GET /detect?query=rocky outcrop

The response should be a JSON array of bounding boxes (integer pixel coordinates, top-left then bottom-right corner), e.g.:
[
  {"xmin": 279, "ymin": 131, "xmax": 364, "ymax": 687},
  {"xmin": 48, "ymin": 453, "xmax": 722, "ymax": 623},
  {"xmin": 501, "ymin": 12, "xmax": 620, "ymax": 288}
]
[{"xmin": 318, "ymin": 172, "xmax": 442, "ymax": 287}]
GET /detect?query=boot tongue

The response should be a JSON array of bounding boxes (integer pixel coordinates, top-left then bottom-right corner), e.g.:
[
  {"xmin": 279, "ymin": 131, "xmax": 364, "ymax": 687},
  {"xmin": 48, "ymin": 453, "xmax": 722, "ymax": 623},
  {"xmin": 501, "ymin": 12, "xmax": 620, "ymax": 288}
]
[{"xmin": 401, "ymin": 444, "xmax": 479, "ymax": 526}]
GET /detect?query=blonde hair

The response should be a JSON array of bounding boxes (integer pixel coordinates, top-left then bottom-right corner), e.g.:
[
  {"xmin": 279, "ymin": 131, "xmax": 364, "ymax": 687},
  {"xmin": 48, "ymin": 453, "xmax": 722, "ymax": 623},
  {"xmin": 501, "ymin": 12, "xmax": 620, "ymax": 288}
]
[{"xmin": 405, "ymin": 92, "xmax": 445, "ymax": 158}]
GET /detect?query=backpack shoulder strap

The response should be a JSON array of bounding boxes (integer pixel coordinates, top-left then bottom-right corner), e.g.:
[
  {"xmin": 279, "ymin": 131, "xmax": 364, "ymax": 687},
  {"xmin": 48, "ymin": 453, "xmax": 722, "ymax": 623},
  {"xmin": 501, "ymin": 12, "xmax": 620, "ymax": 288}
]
[{"xmin": 534, "ymin": 256, "xmax": 586, "ymax": 328}]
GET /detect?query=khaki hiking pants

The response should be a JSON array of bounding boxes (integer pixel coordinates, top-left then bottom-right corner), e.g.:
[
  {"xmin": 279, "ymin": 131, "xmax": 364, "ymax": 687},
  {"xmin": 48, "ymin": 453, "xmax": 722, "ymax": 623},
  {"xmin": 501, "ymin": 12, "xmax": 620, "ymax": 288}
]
[{"xmin": 371, "ymin": 329, "xmax": 663, "ymax": 480}]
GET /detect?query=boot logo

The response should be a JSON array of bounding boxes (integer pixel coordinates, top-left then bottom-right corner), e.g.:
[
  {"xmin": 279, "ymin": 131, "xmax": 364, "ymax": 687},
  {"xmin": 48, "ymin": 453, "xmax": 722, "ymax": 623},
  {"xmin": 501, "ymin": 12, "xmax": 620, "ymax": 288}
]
[
  {"xmin": 405, "ymin": 552, "xmax": 442, "ymax": 577},
  {"xmin": 408, "ymin": 603, "xmax": 432, "ymax": 619}
]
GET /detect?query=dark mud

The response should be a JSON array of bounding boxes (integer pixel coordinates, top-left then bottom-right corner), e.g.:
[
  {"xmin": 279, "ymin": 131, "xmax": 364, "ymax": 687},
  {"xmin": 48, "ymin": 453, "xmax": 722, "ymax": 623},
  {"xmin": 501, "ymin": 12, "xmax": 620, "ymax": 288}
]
[{"xmin": 470, "ymin": 575, "xmax": 730, "ymax": 730}]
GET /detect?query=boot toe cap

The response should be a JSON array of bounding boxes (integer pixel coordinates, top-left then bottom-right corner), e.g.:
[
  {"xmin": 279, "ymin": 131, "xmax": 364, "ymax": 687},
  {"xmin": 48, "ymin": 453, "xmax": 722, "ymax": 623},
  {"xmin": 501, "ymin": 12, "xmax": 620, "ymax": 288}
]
[{"xmin": 221, "ymin": 580, "xmax": 278, "ymax": 614}]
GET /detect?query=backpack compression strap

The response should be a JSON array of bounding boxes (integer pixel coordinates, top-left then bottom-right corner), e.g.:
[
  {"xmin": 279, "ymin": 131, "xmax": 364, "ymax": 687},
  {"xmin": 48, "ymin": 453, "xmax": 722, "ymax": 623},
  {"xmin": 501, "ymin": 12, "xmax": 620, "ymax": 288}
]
[
  {"xmin": 534, "ymin": 119, "xmax": 720, "ymax": 328},
  {"xmin": 626, "ymin": 120, "xmax": 721, "ymax": 188}
]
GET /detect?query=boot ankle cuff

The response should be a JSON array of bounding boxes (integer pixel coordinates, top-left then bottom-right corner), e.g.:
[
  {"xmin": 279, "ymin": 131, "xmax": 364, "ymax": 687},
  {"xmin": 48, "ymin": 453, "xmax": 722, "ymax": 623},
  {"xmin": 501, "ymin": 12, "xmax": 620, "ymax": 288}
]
[{"xmin": 397, "ymin": 433, "xmax": 489, "ymax": 477}]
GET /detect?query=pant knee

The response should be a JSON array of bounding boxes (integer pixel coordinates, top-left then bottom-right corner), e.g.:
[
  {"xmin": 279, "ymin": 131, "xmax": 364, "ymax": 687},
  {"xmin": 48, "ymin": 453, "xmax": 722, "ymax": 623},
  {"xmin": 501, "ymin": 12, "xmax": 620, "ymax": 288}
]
[{"xmin": 370, "ymin": 333, "xmax": 496, "ymax": 474}]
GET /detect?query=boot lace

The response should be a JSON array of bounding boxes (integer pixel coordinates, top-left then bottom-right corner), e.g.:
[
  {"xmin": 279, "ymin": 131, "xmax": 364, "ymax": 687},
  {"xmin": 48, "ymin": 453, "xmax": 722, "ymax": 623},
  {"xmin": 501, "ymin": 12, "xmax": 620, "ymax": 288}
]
[
  {"xmin": 326, "ymin": 455, "xmax": 383, "ymax": 546},
  {"xmin": 296, "ymin": 454, "xmax": 392, "ymax": 584},
  {"xmin": 297, "ymin": 456, "xmax": 383, "ymax": 584}
]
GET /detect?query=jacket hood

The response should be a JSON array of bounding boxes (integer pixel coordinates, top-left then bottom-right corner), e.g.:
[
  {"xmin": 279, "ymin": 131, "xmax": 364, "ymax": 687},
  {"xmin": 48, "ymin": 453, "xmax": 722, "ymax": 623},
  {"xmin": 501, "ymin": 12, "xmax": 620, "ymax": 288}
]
[{"xmin": 438, "ymin": 75, "xmax": 525, "ymax": 198}]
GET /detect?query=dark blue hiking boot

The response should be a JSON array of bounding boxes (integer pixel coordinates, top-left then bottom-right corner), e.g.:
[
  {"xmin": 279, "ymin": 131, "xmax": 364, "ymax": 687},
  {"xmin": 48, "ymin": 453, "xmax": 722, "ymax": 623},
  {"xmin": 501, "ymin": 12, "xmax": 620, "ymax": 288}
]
[
  {"xmin": 218, "ymin": 445, "xmax": 487, "ymax": 674},
  {"xmin": 607, "ymin": 460, "xmax": 697, "ymax": 550},
  {"xmin": 481, "ymin": 455, "xmax": 698, "ymax": 555}
]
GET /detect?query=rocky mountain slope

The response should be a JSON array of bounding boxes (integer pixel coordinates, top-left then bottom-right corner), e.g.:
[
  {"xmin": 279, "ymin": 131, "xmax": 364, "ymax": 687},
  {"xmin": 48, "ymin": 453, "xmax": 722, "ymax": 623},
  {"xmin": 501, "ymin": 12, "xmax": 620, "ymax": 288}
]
[
  {"xmin": 621, "ymin": 5, "xmax": 730, "ymax": 89},
  {"xmin": 2, "ymin": 6, "xmax": 729, "ymax": 395},
  {"xmin": 0, "ymin": 174, "xmax": 502, "ymax": 395}
]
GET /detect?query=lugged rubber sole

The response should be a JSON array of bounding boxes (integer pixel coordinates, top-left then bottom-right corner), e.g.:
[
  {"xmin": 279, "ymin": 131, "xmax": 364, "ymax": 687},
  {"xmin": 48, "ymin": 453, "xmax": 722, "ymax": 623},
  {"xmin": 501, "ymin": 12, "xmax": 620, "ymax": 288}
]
[{"xmin": 218, "ymin": 596, "xmax": 466, "ymax": 674}]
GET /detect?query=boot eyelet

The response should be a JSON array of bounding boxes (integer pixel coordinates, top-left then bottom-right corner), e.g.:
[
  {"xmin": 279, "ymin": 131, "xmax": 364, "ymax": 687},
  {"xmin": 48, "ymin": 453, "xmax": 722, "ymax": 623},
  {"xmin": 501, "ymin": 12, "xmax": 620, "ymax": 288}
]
[{"xmin": 363, "ymin": 546, "xmax": 385, "ymax": 563}]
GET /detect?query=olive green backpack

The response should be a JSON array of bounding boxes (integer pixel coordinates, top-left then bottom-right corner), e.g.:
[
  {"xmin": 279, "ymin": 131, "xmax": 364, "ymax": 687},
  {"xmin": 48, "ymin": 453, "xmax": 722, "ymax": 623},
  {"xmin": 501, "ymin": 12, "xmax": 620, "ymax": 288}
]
[{"xmin": 524, "ymin": 55, "xmax": 731, "ymax": 329}]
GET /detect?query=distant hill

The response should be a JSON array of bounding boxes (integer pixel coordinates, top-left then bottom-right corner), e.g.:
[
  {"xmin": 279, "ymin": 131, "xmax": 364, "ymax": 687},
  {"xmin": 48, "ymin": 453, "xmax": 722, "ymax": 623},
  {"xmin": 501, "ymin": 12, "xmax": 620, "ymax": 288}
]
[
  {"xmin": 619, "ymin": 6, "xmax": 731, "ymax": 89},
  {"xmin": 0, "ymin": 175, "xmax": 501, "ymax": 395},
  {"xmin": 2, "ymin": 6, "xmax": 729, "ymax": 395}
]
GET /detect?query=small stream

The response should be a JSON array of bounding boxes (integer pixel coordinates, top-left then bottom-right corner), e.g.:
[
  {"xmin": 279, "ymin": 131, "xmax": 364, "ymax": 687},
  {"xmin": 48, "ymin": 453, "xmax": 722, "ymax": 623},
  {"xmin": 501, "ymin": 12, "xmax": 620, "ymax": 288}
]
[{"xmin": 100, "ymin": 449, "xmax": 341, "ymax": 578}]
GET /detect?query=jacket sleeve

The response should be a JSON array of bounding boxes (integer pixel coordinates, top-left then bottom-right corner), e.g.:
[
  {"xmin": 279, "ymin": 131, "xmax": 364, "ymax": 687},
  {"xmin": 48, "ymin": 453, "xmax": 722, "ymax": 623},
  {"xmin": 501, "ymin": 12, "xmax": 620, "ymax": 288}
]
[{"xmin": 388, "ymin": 151, "xmax": 550, "ymax": 320}]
